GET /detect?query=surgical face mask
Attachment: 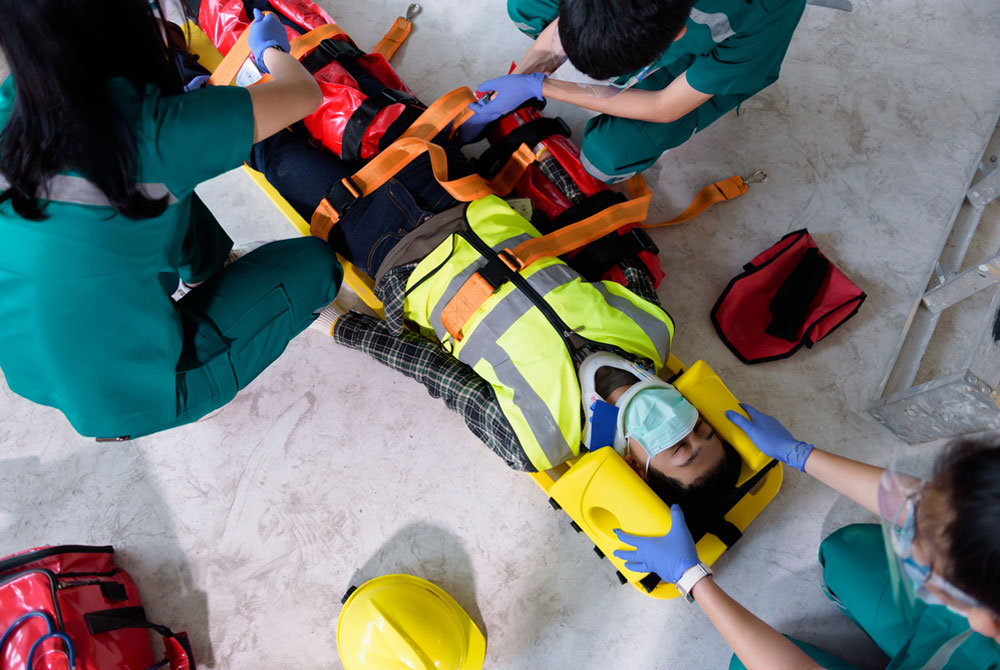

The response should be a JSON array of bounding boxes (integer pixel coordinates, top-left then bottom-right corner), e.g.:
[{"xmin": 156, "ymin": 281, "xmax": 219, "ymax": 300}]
[
  {"xmin": 879, "ymin": 464, "xmax": 983, "ymax": 616},
  {"xmin": 620, "ymin": 385, "xmax": 698, "ymax": 475}
]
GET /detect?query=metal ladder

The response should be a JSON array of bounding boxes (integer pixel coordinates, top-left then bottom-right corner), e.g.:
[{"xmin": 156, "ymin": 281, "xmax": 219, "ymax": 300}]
[{"xmin": 870, "ymin": 111, "xmax": 1000, "ymax": 444}]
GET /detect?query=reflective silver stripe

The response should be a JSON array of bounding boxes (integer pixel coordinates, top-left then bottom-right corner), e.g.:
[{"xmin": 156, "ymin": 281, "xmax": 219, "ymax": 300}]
[
  {"xmin": 484, "ymin": 345, "xmax": 574, "ymax": 466},
  {"xmin": 0, "ymin": 174, "xmax": 177, "ymax": 207},
  {"xmin": 427, "ymin": 232, "xmax": 534, "ymax": 341},
  {"xmin": 457, "ymin": 262, "xmax": 581, "ymax": 466},
  {"xmin": 590, "ymin": 282, "xmax": 671, "ymax": 363},
  {"xmin": 917, "ymin": 630, "xmax": 973, "ymax": 670},
  {"xmin": 579, "ymin": 152, "xmax": 636, "ymax": 184},
  {"xmin": 689, "ymin": 7, "xmax": 735, "ymax": 43}
]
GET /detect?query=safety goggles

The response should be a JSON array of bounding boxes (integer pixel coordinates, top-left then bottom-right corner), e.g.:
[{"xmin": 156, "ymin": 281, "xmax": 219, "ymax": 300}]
[{"xmin": 878, "ymin": 465, "xmax": 984, "ymax": 613}]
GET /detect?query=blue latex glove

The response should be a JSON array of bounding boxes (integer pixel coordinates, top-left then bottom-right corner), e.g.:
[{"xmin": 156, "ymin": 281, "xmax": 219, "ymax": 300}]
[
  {"xmin": 613, "ymin": 504, "xmax": 699, "ymax": 584},
  {"xmin": 248, "ymin": 8, "xmax": 291, "ymax": 74},
  {"xmin": 457, "ymin": 73, "xmax": 546, "ymax": 143},
  {"xmin": 184, "ymin": 74, "xmax": 211, "ymax": 92},
  {"xmin": 726, "ymin": 403, "xmax": 814, "ymax": 472}
]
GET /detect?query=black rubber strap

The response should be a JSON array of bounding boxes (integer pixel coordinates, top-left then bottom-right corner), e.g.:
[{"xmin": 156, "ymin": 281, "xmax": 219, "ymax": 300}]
[
  {"xmin": 340, "ymin": 88, "xmax": 418, "ymax": 163},
  {"xmin": 569, "ymin": 228, "xmax": 659, "ymax": 281},
  {"xmin": 301, "ymin": 36, "xmax": 367, "ymax": 75},
  {"xmin": 477, "ymin": 117, "xmax": 570, "ymax": 179},
  {"xmin": 548, "ymin": 190, "xmax": 627, "ymax": 230}
]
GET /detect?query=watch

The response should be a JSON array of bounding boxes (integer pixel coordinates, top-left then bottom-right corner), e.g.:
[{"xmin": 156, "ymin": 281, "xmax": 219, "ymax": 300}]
[{"xmin": 675, "ymin": 562, "xmax": 713, "ymax": 603}]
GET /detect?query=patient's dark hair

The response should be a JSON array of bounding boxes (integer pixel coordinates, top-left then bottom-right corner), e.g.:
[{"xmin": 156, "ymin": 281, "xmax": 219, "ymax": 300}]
[
  {"xmin": 646, "ymin": 440, "xmax": 743, "ymax": 529},
  {"xmin": 557, "ymin": 0, "xmax": 696, "ymax": 81},
  {"xmin": 923, "ymin": 436, "xmax": 1000, "ymax": 615},
  {"xmin": 0, "ymin": 0, "xmax": 186, "ymax": 221}
]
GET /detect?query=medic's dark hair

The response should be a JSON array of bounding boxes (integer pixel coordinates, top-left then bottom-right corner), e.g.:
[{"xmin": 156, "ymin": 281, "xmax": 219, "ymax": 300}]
[
  {"xmin": 929, "ymin": 436, "xmax": 1000, "ymax": 615},
  {"xmin": 0, "ymin": 0, "xmax": 187, "ymax": 220},
  {"xmin": 557, "ymin": 0, "xmax": 696, "ymax": 81},
  {"xmin": 646, "ymin": 440, "xmax": 743, "ymax": 528}
]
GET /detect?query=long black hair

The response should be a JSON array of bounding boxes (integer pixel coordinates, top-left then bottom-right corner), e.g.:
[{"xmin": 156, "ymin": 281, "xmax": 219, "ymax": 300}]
[{"xmin": 0, "ymin": 0, "xmax": 187, "ymax": 220}]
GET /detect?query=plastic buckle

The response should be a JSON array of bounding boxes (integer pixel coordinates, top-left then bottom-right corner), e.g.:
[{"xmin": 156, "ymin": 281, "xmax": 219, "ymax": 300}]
[
  {"xmin": 479, "ymin": 250, "xmax": 520, "ymax": 290},
  {"xmin": 325, "ymin": 176, "xmax": 363, "ymax": 215},
  {"xmin": 380, "ymin": 88, "xmax": 420, "ymax": 106},
  {"xmin": 318, "ymin": 36, "xmax": 365, "ymax": 62},
  {"xmin": 628, "ymin": 228, "xmax": 659, "ymax": 255}
]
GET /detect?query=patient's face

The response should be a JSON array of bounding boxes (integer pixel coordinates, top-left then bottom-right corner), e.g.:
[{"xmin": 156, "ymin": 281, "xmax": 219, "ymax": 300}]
[{"xmin": 624, "ymin": 415, "xmax": 725, "ymax": 487}]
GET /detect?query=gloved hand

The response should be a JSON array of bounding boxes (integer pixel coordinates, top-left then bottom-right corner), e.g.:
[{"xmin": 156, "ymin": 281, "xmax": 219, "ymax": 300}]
[
  {"xmin": 184, "ymin": 74, "xmax": 211, "ymax": 92},
  {"xmin": 726, "ymin": 403, "xmax": 814, "ymax": 472},
  {"xmin": 248, "ymin": 8, "xmax": 291, "ymax": 74},
  {"xmin": 457, "ymin": 73, "xmax": 546, "ymax": 143},
  {"xmin": 613, "ymin": 504, "xmax": 699, "ymax": 584}
]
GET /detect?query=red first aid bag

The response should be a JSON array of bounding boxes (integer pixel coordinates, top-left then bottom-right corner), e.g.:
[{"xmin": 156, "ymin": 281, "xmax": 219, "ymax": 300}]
[
  {"xmin": 0, "ymin": 545, "xmax": 194, "ymax": 670},
  {"xmin": 711, "ymin": 229, "xmax": 866, "ymax": 364}
]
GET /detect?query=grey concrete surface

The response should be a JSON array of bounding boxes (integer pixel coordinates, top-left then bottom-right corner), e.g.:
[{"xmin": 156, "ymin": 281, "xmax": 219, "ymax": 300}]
[{"xmin": 2, "ymin": 0, "xmax": 1000, "ymax": 668}]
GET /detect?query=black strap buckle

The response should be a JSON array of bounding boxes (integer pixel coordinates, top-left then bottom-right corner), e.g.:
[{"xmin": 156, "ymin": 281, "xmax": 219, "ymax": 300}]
[
  {"xmin": 323, "ymin": 175, "xmax": 363, "ymax": 216},
  {"xmin": 627, "ymin": 227, "xmax": 658, "ymax": 255},
  {"xmin": 317, "ymin": 36, "xmax": 365, "ymax": 62},
  {"xmin": 479, "ymin": 250, "xmax": 519, "ymax": 290}
]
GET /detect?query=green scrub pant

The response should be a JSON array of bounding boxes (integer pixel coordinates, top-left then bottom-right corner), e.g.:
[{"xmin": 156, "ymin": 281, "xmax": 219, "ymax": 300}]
[
  {"xmin": 170, "ymin": 235, "xmax": 342, "ymax": 432},
  {"xmin": 506, "ymin": 0, "xmax": 747, "ymax": 183},
  {"xmin": 728, "ymin": 524, "xmax": 999, "ymax": 670}
]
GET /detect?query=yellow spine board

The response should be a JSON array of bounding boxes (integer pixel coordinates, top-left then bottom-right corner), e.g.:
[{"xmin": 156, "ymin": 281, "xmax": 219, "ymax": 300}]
[
  {"xmin": 183, "ymin": 21, "xmax": 385, "ymax": 316},
  {"xmin": 533, "ymin": 358, "xmax": 782, "ymax": 599}
]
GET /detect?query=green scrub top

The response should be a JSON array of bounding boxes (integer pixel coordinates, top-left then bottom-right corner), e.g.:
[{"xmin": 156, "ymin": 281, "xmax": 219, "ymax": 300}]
[
  {"xmin": 0, "ymin": 75, "xmax": 254, "ymax": 438},
  {"xmin": 624, "ymin": 0, "xmax": 806, "ymax": 129}
]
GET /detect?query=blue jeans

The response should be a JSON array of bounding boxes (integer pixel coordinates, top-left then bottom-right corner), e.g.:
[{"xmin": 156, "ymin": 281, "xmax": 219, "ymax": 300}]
[{"xmin": 251, "ymin": 127, "xmax": 464, "ymax": 277}]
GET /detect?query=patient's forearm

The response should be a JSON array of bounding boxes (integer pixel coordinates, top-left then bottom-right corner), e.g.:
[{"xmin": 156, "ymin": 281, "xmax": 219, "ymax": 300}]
[
  {"xmin": 691, "ymin": 579, "xmax": 824, "ymax": 670},
  {"xmin": 803, "ymin": 448, "xmax": 882, "ymax": 516}
]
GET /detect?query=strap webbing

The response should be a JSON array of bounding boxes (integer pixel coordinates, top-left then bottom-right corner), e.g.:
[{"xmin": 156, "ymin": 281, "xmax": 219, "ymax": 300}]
[
  {"xmin": 374, "ymin": 16, "xmax": 413, "ymax": 61},
  {"xmin": 477, "ymin": 116, "xmax": 570, "ymax": 179},
  {"xmin": 509, "ymin": 174, "xmax": 748, "ymax": 269},
  {"xmin": 207, "ymin": 20, "xmax": 347, "ymax": 86}
]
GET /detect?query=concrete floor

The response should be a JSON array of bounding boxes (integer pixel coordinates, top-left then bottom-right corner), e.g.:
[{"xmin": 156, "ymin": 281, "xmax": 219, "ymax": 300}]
[{"xmin": 2, "ymin": 0, "xmax": 1000, "ymax": 668}]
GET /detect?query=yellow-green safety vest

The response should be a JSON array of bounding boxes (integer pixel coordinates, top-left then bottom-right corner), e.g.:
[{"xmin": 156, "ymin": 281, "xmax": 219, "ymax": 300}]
[{"xmin": 403, "ymin": 196, "xmax": 675, "ymax": 471}]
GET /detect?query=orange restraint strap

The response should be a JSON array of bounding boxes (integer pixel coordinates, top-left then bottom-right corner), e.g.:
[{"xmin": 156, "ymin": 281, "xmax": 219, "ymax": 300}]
[
  {"xmin": 309, "ymin": 87, "xmax": 531, "ymax": 240},
  {"xmin": 374, "ymin": 16, "xmax": 412, "ymax": 61},
  {"xmin": 437, "ymin": 174, "xmax": 749, "ymax": 341},
  {"xmin": 208, "ymin": 20, "xmax": 347, "ymax": 86}
]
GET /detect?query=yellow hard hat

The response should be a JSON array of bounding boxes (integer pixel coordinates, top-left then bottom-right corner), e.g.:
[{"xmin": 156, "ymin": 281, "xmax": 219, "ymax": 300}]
[{"xmin": 337, "ymin": 574, "xmax": 486, "ymax": 670}]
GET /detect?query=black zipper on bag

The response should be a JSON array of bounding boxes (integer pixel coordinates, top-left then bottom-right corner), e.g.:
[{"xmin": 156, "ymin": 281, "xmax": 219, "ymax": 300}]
[{"xmin": 0, "ymin": 545, "xmax": 113, "ymax": 576}]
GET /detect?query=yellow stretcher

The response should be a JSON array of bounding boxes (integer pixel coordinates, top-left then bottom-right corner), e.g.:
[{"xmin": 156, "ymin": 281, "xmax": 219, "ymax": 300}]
[{"xmin": 184, "ymin": 20, "xmax": 782, "ymax": 600}]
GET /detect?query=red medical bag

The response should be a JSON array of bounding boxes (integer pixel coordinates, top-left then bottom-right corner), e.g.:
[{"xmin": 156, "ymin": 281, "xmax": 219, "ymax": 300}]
[
  {"xmin": 199, "ymin": 0, "xmax": 424, "ymax": 161},
  {"xmin": 478, "ymin": 106, "xmax": 666, "ymax": 288},
  {"xmin": 0, "ymin": 545, "xmax": 194, "ymax": 670},
  {"xmin": 711, "ymin": 229, "xmax": 866, "ymax": 364}
]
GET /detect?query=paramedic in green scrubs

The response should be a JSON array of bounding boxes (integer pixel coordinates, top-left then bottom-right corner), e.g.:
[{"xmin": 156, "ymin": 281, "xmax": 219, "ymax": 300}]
[
  {"xmin": 615, "ymin": 406, "xmax": 1000, "ymax": 670},
  {"xmin": 0, "ymin": 0, "xmax": 341, "ymax": 439},
  {"xmin": 463, "ymin": 0, "xmax": 807, "ymax": 181}
]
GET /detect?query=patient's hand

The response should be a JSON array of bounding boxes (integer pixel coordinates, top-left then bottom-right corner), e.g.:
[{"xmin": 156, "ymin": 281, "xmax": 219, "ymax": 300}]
[{"xmin": 613, "ymin": 504, "xmax": 698, "ymax": 583}]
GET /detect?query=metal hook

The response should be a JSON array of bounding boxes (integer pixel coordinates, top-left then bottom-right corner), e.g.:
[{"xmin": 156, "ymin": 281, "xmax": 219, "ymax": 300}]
[
  {"xmin": 405, "ymin": 3, "xmax": 422, "ymax": 20},
  {"xmin": 743, "ymin": 169, "xmax": 768, "ymax": 185}
]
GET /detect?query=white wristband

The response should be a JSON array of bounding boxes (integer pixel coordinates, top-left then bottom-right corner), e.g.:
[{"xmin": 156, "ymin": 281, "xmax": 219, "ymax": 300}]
[{"xmin": 676, "ymin": 562, "xmax": 713, "ymax": 603}]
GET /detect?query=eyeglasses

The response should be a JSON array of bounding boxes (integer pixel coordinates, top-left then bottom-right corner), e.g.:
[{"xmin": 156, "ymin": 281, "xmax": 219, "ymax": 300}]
[{"xmin": 879, "ymin": 470, "xmax": 984, "ymax": 612}]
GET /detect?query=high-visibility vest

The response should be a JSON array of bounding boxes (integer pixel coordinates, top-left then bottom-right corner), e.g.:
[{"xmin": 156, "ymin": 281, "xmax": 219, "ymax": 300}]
[{"xmin": 403, "ymin": 196, "xmax": 675, "ymax": 471}]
